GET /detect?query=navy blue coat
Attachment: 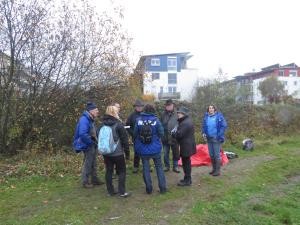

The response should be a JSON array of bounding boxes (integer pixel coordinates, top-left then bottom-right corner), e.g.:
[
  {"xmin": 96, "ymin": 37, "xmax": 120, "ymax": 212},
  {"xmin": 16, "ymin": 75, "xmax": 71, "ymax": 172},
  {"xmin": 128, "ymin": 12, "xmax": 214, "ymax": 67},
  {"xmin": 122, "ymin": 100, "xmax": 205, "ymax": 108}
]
[{"xmin": 133, "ymin": 113, "xmax": 164, "ymax": 156}]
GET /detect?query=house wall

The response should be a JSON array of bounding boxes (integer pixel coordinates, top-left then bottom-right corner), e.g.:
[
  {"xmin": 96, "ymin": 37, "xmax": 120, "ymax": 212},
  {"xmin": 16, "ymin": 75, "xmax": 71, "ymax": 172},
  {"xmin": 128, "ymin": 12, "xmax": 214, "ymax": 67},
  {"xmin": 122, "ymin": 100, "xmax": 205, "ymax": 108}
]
[
  {"xmin": 142, "ymin": 54, "xmax": 198, "ymax": 102},
  {"xmin": 252, "ymin": 76, "xmax": 300, "ymax": 104},
  {"xmin": 143, "ymin": 69, "xmax": 198, "ymax": 102}
]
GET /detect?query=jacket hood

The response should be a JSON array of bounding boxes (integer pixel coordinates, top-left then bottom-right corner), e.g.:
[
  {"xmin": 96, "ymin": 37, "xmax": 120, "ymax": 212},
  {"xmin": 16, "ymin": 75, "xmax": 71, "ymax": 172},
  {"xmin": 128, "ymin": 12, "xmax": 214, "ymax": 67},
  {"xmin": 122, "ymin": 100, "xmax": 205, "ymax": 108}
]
[
  {"xmin": 140, "ymin": 112, "xmax": 156, "ymax": 117},
  {"xmin": 102, "ymin": 114, "xmax": 119, "ymax": 126},
  {"xmin": 178, "ymin": 115, "xmax": 189, "ymax": 122},
  {"xmin": 83, "ymin": 111, "xmax": 93, "ymax": 121}
]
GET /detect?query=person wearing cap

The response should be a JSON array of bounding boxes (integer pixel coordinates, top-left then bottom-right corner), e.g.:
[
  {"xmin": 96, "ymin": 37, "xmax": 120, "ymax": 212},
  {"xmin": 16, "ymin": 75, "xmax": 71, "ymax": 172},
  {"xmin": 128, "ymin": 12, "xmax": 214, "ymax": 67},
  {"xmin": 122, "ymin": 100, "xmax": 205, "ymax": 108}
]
[
  {"xmin": 202, "ymin": 104, "xmax": 227, "ymax": 176},
  {"xmin": 160, "ymin": 99, "xmax": 180, "ymax": 173},
  {"xmin": 171, "ymin": 106, "xmax": 196, "ymax": 186},
  {"xmin": 125, "ymin": 99, "xmax": 144, "ymax": 173},
  {"xmin": 73, "ymin": 102, "xmax": 104, "ymax": 188}
]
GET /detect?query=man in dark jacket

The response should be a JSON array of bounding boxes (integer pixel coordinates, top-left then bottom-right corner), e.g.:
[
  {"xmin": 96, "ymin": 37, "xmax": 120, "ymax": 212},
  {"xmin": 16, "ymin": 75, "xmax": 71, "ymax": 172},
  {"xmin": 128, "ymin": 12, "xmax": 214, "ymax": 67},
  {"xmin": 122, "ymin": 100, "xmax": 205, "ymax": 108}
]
[
  {"xmin": 73, "ymin": 102, "xmax": 104, "ymax": 188},
  {"xmin": 126, "ymin": 99, "xmax": 144, "ymax": 173},
  {"xmin": 160, "ymin": 99, "xmax": 180, "ymax": 173},
  {"xmin": 133, "ymin": 104, "xmax": 167, "ymax": 194},
  {"xmin": 172, "ymin": 106, "xmax": 196, "ymax": 186}
]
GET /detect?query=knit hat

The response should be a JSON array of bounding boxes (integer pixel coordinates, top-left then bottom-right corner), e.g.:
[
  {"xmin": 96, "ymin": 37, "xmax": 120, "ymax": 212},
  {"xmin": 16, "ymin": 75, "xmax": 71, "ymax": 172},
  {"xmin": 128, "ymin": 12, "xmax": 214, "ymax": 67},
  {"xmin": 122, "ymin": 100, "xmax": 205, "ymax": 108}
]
[
  {"xmin": 177, "ymin": 106, "xmax": 189, "ymax": 115},
  {"xmin": 133, "ymin": 99, "xmax": 144, "ymax": 107},
  {"xmin": 86, "ymin": 102, "xmax": 97, "ymax": 111}
]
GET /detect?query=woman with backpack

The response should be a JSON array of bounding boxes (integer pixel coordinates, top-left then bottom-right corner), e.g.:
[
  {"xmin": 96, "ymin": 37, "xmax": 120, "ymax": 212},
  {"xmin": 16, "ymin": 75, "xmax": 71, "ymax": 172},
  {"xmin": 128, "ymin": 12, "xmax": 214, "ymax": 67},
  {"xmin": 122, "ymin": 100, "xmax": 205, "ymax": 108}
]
[
  {"xmin": 133, "ymin": 104, "xmax": 167, "ymax": 194},
  {"xmin": 98, "ymin": 105, "xmax": 131, "ymax": 197}
]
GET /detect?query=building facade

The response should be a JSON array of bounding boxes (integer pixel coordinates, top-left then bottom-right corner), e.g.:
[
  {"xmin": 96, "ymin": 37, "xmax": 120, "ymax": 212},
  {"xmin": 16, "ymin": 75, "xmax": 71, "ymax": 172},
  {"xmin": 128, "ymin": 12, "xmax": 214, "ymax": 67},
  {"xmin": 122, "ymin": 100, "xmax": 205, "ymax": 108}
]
[
  {"xmin": 234, "ymin": 63, "xmax": 300, "ymax": 104},
  {"xmin": 135, "ymin": 52, "xmax": 199, "ymax": 101}
]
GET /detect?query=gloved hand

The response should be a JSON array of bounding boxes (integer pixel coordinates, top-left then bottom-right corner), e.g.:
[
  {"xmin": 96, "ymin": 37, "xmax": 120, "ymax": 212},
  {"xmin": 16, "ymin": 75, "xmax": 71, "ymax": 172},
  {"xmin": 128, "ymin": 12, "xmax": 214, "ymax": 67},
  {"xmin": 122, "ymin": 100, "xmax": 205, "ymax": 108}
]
[{"xmin": 218, "ymin": 137, "xmax": 225, "ymax": 143}]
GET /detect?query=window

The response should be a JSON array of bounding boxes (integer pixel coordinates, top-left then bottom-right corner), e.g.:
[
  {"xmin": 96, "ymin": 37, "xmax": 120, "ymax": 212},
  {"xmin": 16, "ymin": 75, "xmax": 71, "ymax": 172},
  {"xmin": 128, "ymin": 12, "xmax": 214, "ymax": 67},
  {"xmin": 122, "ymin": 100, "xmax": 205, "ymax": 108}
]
[
  {"xmin": 294, "ymin": 81, "xmax": 297, "ymax": 86},
  {"xmin": 289, "ymin": 70, "xmax": 297, "ymax": 77},
  {"xmin": 168, "ymin": 73, "xmax": 177, "ymax": 84},
  {"xmin": 151, "ymin": 58, "xmax": 160, "ymax": 66},
  {"xmin": 168, "ymin": 86, "xmax": 176, "ymax": 93},
  {"xmin": 167, "ymin": 57, "xmax": 177, "ymax": 70},
  {"xmin": 160, "ymin": 86, "xmax": 164, "ymax": 93},
  {"xmin": 279, "ymin": 70, "xmax": 284, "ymax": 76},
  {"xmin": 282, "ymin": 81, "xmax": 288, "ymax": 86},
  {"xmin": 152, "ymin": 73, "xmax": 160, "ymax": 81}
]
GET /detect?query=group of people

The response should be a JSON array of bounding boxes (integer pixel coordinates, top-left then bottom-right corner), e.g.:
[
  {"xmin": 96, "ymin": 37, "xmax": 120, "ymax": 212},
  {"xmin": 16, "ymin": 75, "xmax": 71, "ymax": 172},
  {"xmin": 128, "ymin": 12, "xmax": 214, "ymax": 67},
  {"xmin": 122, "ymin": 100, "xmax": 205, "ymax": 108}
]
[{"xmin": 73, "ymin": 99, "xmax": 227, "ymax": 198}]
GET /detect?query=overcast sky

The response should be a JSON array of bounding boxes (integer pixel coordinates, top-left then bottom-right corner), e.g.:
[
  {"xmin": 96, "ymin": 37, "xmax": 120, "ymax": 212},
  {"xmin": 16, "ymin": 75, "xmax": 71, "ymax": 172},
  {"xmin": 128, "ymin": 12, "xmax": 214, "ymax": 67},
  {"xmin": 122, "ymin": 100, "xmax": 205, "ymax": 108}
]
[{"xmin": 95, "ymin": 0, "xmax": 300, "ymax": 79}]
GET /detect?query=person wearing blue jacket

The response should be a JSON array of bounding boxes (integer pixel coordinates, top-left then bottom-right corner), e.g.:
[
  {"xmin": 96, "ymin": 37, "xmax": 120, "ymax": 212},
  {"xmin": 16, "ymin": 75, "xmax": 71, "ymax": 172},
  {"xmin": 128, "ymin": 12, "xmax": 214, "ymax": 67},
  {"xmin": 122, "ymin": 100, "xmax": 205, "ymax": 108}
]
[
  {"xmin": 73, "ymin": 102, "xmax": 103, "ymax": 188},
  {"xmin": 202, "ymin": 105, "xmax": 227, "ymax": 176},
  {"xmin": 133, "ymin": 104, "xmax": 167, "ymax": 194}
]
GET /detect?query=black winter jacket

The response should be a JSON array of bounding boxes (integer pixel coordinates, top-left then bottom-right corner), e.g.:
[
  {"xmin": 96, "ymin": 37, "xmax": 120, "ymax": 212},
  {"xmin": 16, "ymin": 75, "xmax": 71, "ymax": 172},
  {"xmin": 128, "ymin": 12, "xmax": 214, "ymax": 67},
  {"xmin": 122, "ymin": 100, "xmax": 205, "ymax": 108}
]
[
  {"xmin": 125, "ymin": 110, "xmax": 142, "ymax": 138},
  {"xmin": 175, "ymin": 115, "xmax": 196, "ymax": 157}
]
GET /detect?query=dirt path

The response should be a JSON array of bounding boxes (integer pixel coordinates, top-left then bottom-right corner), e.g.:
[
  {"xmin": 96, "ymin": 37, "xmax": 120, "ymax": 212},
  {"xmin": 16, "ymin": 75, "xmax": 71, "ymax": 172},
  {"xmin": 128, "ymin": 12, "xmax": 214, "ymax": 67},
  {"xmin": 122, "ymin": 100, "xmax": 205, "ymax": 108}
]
[{"xmin": 100, "ymin": 155, "xmax": 277, "ymax": 224}]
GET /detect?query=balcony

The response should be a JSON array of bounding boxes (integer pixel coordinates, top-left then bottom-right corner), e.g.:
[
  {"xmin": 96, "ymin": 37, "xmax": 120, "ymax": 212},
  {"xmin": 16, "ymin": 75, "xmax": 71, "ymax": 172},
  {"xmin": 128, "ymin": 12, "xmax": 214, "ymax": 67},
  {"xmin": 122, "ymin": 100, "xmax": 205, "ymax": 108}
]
[{"xmin": 158, "ymin": 92, "xmax": 181, "ymax": 100}]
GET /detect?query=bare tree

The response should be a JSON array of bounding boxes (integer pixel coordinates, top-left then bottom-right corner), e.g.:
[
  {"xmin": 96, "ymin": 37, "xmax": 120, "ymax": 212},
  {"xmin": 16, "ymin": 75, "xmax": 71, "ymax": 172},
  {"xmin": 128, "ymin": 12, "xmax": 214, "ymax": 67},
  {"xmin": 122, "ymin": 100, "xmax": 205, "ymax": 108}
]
[{"xmin": 0, "ymin": 0, "xmax": 132, "ymax": 153}]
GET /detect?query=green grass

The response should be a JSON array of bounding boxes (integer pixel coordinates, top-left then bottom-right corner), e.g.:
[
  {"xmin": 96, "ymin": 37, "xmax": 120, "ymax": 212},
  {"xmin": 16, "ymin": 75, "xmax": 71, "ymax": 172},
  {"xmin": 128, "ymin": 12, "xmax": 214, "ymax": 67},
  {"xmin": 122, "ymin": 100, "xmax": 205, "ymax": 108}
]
[{"xmin": 1, "ymin": 134, "xmax": 300, "ymax": 225}]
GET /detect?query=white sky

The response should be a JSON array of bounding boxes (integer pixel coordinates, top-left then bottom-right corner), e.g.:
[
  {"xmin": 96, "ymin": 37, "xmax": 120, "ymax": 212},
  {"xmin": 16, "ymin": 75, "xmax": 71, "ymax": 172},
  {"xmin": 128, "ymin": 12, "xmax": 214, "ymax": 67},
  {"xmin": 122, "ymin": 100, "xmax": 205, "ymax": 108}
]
[{"xmin": 94, "ymin": 0, "xmax": 300, "ymax": 79}]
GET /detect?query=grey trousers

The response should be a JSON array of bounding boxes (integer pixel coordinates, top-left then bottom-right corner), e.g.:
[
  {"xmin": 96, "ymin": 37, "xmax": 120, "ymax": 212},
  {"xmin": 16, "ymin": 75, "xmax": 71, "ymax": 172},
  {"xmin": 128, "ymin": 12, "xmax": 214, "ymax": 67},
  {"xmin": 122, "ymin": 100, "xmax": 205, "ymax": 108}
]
[{"xmin": 82, "ymin": 145, "xmax": 99, "ymax": 184}]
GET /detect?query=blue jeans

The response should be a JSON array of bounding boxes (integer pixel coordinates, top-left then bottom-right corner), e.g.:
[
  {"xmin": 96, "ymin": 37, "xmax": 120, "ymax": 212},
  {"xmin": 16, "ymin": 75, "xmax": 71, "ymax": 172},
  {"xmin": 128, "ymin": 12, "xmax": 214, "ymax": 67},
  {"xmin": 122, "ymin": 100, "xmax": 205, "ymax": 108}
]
[
  {"xmin": 207, "ymin": 137, "xmax": 221, "ymax": 161},
  {"xmin": 141, "ymin": 153, "xmax": 166, "ymax": 193},
  {"xmin": 163, "ymin": 143, "xmax": 179, "ymax": 169}
]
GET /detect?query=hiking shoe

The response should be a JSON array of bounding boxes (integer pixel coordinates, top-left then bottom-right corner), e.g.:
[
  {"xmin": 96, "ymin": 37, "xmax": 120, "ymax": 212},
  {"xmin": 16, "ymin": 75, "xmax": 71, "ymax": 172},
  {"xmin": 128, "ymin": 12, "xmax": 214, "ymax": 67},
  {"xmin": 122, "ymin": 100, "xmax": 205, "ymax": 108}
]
[
  {"xmin": 132, "ymin": 167, "xmax": 139, "ymax": 173},
  {"xmin": 159, "ymin": 189, "xmax": 167, "ymax": 194},
  {"xmin": 82, "ymin": 183, "xmax": 94, "ymax": 188},
  {"xmin": 177, "ymin": 180, "xmax": 191, "ymax": 187},
  {"xmin": 92, "ymin": 180, "xmax": 105, "ymax": 186},
  {"xmin": 164, "ymin": 167, "xmax": 170, "ymax": 172},
  {"xmin": 119, "ymin": 192, "xmax": 131, "ymax": 198},
  {"xmin": 107, "ymin": 191, "xmax": 119, "ymax": 197},
  {"xmin": 173, "ymin": 167, "xmax": 180, "ymax": 173}
]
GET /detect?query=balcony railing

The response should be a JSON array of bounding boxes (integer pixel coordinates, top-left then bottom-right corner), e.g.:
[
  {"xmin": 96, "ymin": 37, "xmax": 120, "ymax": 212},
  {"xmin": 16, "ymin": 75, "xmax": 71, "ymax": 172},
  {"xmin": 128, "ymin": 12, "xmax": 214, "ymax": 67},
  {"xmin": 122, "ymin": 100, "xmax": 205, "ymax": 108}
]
[{"xmin": 158, "ymin": 92, "xmax": 181, "ymax": 100}]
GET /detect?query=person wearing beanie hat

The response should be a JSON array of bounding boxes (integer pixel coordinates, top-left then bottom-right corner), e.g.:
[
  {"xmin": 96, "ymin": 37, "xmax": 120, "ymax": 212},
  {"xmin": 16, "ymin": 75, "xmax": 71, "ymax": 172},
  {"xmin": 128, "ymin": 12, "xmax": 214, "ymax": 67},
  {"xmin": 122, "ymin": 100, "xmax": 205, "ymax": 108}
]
[
  {"xmin": 86, "ymin": 102, "xmax": 97, "ymax": 112},
  {"xmin": 73, "ymin": 102, "xmax": 104, "ymax": 188},
  {"xmin": 126, "ymin": 99, "xmax": 144, "ymax": 173},
  {"xmin": 171, "ymin": 106, "xmax": 196, "ymax": 186},
  {"xmin": 160, "ymin": 99, "xmax": 180, "ymax": 173}
]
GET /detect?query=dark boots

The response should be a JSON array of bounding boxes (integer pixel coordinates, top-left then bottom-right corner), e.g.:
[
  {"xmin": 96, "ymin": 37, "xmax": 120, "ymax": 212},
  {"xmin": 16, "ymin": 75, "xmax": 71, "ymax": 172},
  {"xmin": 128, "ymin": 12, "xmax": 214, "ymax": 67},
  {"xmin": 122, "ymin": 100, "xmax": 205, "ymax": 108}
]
[
  {"xmin": 178, "ymin": 176, "xmax": 192, "ymax": 186},
  {"xmin": 212, "ymin": 159, "xmax": 221, "ymax": 176},
  {"xmin": 209, "ymin": 159, "xmax": 216, "ymax": 175}
]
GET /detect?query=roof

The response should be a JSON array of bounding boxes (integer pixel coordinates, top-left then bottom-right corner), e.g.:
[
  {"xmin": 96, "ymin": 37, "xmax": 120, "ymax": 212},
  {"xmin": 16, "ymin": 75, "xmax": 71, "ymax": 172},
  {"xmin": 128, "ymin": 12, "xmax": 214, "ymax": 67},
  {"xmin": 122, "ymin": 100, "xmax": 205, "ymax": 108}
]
[{"xmin": 234, "ymin": 63, "xmax": 299, "ymax": 80}]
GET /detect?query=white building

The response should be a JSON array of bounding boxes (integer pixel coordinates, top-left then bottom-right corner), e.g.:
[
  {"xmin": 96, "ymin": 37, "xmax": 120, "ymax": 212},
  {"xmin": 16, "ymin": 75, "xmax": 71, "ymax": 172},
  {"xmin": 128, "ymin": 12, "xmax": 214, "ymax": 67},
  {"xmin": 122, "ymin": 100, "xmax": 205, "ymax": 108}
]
[
  {"xmin": 234, "ymin": 63, "xmax": 300, "ymax": 104},
  {"xmin": 135, "ymin": 52, "xmax": 199, "ymax": 102}
]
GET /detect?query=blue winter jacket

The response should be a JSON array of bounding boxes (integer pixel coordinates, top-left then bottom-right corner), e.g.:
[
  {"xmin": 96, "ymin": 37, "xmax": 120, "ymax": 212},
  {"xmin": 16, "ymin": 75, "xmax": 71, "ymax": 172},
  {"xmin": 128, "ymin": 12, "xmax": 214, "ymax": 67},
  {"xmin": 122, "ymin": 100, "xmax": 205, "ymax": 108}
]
[
  {"xmin": 133, "ymin": 112, "xmax": 164, "ymax": 155},
  {"xmin": 202, "ymin": 112, "xmax": 228, "ymax": 143},
  {"xmin": 73, "ymin": 111, "xmax": 95, "ymax": 152}
]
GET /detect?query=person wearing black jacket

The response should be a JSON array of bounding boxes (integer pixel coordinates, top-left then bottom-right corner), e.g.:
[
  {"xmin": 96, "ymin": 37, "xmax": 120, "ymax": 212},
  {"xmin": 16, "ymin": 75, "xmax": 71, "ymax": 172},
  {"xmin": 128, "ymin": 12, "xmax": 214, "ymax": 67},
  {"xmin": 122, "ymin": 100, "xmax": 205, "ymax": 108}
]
[
  {"xmin": 100, "ymin": 105, "xmax": 131, "ymax": 197},
  {"xmin": 172, "ymin": 106, "xmax": 196, "ymax": 186},
  {"xmin": 125, "ymin": 99, "xmax": 144, "ymax": 173}
]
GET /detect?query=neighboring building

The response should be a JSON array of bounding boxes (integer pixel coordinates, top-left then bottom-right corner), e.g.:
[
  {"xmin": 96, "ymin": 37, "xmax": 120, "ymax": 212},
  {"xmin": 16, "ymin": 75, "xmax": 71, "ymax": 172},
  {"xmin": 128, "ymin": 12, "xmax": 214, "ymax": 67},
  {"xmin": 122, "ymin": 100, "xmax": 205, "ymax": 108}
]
[
  {"xmin": 0, "ymin": 51, "xmax": 32, "ymax": 94},
  {"xmin": 233, "ymin": 63, "xmax": 300, "ymax": 104},
  {"xmin": 135, "ymin": 52, "xmax": 199, "ymax": 101}
]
